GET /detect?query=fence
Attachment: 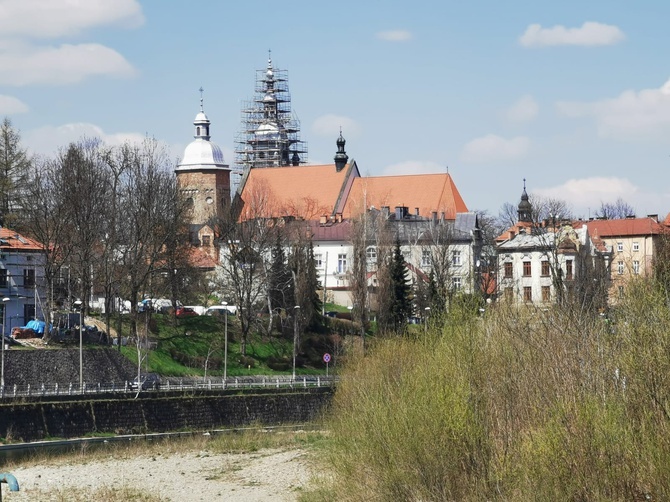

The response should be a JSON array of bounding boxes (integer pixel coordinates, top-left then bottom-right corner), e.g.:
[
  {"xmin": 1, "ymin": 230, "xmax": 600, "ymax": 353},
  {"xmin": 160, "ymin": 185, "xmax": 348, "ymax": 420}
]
[{"xmin": 0, "ymin": 375, "xmax": 338, "ymax": 399}]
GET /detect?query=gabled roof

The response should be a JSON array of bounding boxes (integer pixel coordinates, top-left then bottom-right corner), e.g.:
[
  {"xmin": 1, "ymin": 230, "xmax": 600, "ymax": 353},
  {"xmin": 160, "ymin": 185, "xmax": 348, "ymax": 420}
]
[
  {"xmin": 0, "ymin": 228, "xmax": 44, "ymax": 252},
  {"xmin": 236, "ymin": 162, "xmax": 358, "ymax": 221},
  {"xmin": 587, "ymin": 217, "xmax": 666, "ymax": 238},
  {"xmin": 343, "ymin": 173, "xmax": 468, "ymax": 220}
]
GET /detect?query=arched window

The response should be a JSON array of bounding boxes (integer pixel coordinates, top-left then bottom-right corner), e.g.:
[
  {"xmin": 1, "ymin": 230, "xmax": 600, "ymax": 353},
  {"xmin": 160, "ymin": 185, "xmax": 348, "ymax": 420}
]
[{"xmin": 366, "ymin": 246, "xmax": 377, "ymax": 264}]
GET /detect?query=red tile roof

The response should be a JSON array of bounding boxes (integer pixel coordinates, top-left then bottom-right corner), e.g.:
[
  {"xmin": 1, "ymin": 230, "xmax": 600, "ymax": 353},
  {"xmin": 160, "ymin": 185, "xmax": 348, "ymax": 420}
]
[
  {"xmin": 343, "ymin": 173, "xmax": 468, "ymax": 220},
  {"xmin": 587, "ymin": 217, "xmax": 666, "ymax": 238},
  {"xmin": 237, "ymin": 163, "xmax": 355, "ymax": 221},
  {"xmin": 0, "ymin": 228, "xmax": 44, "ymax": 251}
]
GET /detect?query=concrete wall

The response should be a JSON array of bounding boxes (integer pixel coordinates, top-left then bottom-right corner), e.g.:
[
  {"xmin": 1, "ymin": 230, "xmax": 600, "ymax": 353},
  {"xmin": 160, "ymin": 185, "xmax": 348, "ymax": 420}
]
[{"xmin": 0, "ymin": 388, "xmax": 332, "ymax": 442}]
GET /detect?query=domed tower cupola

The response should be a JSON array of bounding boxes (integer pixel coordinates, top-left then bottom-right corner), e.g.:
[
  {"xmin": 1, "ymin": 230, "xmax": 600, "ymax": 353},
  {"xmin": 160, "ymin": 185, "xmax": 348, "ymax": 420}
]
[
  {"xmin": 518, "ymin": 178, "xmax": 532, "ymax": 223},
  {"xmin": 193, "ymin": 87, "xmax": 211, "ymax": 140},
  {"xmin": 334, "ymin": 130, "xmax": 349, "ymax": 172}
]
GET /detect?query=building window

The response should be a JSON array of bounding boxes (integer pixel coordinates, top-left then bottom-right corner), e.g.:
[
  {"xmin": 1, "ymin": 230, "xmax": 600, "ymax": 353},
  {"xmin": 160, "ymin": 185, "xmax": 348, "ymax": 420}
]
[
  {"xmin": 452, "ymin": 250, "xmax": 461, "ymax": 266},
  {"xmin": 202, "ymin": 235, "xmax": 211, "ymax": 247},
  {"xmin": 504, "ymin": 262, "xmax": 513, "ymax": 278},
  {"xmin": 504, "ymin": 287, "xmax": 513, "ymax": 302},
  {"xmin": 452, "ymin": 277, "xmax": 462, "ymax": 290},
  {"xmin": 337, "ymin": 254, "xmax": 347, "ymax": 274},
  {"xmin": 618, "ymin": 285, "xmax": 624, "ymax": 298},
  {"xmin": 566, "ymin": 260, "xmax": 573, "ymax": 280},
  {"xmin": 523, "ymin": 286, "xmax": 532, "ymax": 303},
  {"xmin": 633, "ymin": 242, "xmax": 639, "ymax": 252},
  {"xmin": 617, "ymin": 242, "xmax": 623, "ymax": 252},
  {"xmin": 366, "ymin": 246, "xmax": 377, "ymax": 264},
  {"xmin": 314, "ymin": 253, "xmax": 322, "ymax": 268},
  {"xmin": 23, "ymin": 269, "xmax": 35, "ymax": 288},
  {"xmin": 633, "ymin": 260, "xmax": 640, "ymax": 275},
  {"xmin": 617, "ymin": 261, "xmax": 624, "ymax": 275},
  {"xmin": 542, "ymin": 286, "xmax": 551, "ymax": 302},
  {"xmin": 523, "ymin": 261, "xmax": 531, "ymax": 277},
  {"xmin": 421, "ymin": 249, "xmax": 431, "ymax": 267},
  {"xmin": 0, "ymin": 269, "xmax": 6, "ymax": 288},
  {"xmin": 541, "ymin": 261, "xmax": 550, "ymax": 277}
]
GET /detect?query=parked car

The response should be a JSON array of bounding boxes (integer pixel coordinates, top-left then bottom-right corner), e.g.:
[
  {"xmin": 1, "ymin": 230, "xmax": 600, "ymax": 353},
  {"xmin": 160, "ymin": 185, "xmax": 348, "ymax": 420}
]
[
  {"xmin": 205, "ymin": 305, "xmax": 237, "ymax": 316},
  {"xmin": 130, "ymin": 373, "xmax": 162, "ymax": 391},
  {"xmin": 184, "ymin": 305, "xmax": 206, "ymax": 316},
  {"xmin": 175, "ymin": 307, "xmax": 198, "ymax": 318}
]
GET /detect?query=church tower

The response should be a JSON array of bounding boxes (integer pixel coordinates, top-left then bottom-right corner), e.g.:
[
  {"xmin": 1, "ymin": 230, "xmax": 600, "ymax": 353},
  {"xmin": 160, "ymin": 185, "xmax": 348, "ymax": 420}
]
[
  {"xmin": 234, "ymin": 52, "xmax": 308, "ymax": 175},
  {"xmin": 175, "ymin": 90, "xmax": 230, "ymax": 257},
  {"xmin": 518, "ymin": 179, "xmax": 533, "ymax": 223}
]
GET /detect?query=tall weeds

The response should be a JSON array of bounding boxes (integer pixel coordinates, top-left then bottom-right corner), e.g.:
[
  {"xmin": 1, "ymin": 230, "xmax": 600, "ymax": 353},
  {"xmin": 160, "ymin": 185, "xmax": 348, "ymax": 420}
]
[{"xmin": 318, "ymin": 282, "xmax": 670, "ymax": 501}]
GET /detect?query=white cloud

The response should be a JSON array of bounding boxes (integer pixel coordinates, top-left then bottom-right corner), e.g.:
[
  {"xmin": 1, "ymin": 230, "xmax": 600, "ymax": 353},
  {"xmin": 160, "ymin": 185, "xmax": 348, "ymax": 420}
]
[
  {"xmin": 381, "ymin": 160, "xmax": 445, "ymax": 176},
  {"xmin": 530, "ymin": 176, "xmax": 670, "ymax": 217},
  {"xmin": 506, "ymin": 95, "xmax": 539, "ymax": 123},
  {"xmin": 0, "ymin": 95, "xmax": 28, "ymax": 114},
  {"xmin": 376, "ymin": 30, "xmax": 412, "ymax": 42},
  {"xmin": 311, "ymin": 114, "xmax": 361, "ymax": 138},
  {"xmin": 556, "ymin": 78, "xmax": 670, "ymax": 140},
  {"xmin": 0, "ymin": 0, "xmax": 144, "ymax": 39},
  {"xmin": 0, "ymin": 42, "xmax": 136, "ymax": 85},
  {"xmin": 519, "ymin": 22, "xmax": 625, "ymax": 47},
  {"xmin": 460, "ymin": 134, "xmax": 530, "ymax": 163},
  {"xmin": 25, "ymin": 122, "xmax": 146, "ymax": 156}
]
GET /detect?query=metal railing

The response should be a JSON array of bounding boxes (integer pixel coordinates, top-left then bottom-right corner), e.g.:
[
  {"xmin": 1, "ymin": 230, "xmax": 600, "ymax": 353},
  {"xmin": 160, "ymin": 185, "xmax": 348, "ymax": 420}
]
[{"xmin": 0, "ymin": 375, "xmax": 337, "ymax": 399}]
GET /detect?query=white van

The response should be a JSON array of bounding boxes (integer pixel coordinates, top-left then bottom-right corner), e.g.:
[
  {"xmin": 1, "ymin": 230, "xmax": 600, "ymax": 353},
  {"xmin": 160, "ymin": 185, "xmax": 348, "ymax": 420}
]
[{"xmin": 205, "ymin": 305, "xmax": 237, "ymax": 316}]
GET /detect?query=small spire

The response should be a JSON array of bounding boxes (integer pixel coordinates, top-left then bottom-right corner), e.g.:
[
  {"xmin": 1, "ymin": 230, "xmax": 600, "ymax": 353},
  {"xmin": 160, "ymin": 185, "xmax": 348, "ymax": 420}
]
[
  {"xmin": 267, "ymin": 49, "xmax": 272, "ymax": 69},
  {"xmin": 199, "ymin": 86, "xmax": 204, "ymax": 112}
]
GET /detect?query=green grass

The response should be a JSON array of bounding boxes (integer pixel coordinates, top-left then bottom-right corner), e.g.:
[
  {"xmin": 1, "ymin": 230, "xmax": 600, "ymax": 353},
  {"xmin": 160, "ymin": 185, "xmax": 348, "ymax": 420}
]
[{"xmin": 116, "ymin": 312, "xmax": 329, "ymax": 378}]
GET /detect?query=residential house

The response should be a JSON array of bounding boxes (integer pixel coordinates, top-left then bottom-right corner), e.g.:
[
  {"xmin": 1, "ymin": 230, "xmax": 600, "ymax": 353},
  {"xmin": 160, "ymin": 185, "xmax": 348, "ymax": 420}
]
[
  {"xmin": 586, "ymin": 215, "xmax": 665, "ymax": 302},
  {"xmin": 495, "ymin": 186, "xmax": 612, "ymax": 307},
  {"xmin": 0, "ymin": 228, "xmax": 46, "ymax": 336}
]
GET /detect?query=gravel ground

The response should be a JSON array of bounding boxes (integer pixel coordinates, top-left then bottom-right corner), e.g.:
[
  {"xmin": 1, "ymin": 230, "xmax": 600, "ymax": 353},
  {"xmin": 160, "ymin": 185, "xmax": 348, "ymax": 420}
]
[{"xmin": 3, "ymin": 447, "xmax": 313, "ymax": 501}]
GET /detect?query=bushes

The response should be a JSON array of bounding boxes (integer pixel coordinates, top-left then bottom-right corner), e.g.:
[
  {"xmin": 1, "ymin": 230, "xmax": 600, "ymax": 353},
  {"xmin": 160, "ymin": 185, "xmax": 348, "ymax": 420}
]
[{"xmin": 317, "ymin": 287, "xmax": 670, "ymax": 501}]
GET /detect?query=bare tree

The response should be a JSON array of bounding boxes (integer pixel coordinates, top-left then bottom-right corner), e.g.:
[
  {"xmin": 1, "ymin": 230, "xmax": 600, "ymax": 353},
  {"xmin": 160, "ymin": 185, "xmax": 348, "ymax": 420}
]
[
  {"xmin": 594, "ymin": 198, "xmax": 635, "ymax": 220},
  {"xmin": 115, "ymin": 139, "xmax": 179, "ymax": 380},
  {"xmin": 22, "ymin": 157, "xmax": 74, "ymax": 341}
]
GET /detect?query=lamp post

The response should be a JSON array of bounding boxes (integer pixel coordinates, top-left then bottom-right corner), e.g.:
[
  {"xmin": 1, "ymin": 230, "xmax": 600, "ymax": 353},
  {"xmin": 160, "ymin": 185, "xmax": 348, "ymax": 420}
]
[
  {"xmin": 74, "ymin": 299, "xmax": 83, "ymax": 390},
  {"xmin": 1, "ymin": 297, "xmax": 9, "ymax": 388},
  {"xmin": 293, "ymin": 305, "xmax": 300, "ymax": 381},
  {"xmin": 221, "ymin": 301, "xmax": 228, "ymax": 383},
  {"xmin": 424, "ymin": 306, "xmax": 431, "ymax": 335}
]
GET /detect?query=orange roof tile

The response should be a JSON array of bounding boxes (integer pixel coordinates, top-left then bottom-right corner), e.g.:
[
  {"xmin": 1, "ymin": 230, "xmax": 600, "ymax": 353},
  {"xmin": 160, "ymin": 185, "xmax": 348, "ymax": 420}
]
[
  {"xmin": 587, "ymin": 217, "xmax": 666, "ymax": 238},
  {"xmin": 343, "ymin": 173, "xmax": 468, "ymax": 219},
  {"xmin": 238, "ymin": 163, "xmax": 354, "ymax": 221},
  {"xmin": 0, "ymin": 228, "xmax": 44, "ymax": 251}
]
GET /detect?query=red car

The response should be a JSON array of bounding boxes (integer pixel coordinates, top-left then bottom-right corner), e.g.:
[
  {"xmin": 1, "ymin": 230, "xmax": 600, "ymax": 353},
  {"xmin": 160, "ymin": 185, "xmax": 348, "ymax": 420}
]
[{"xmin": 175, "ymin": 307, "xmax": 198, "ymax": 318}]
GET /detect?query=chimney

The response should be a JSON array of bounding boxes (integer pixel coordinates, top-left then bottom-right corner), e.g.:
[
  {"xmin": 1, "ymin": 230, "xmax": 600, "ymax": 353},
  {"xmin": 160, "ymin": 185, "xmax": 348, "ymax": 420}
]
[
  {"xmin": 335, "ymin": 213, "xmax": 343, "ymax": 223},
  {"xmin": 432, "ymin": 211, "xmax": 438, "ymax": 224},
  {"xmin": 415, "ymin": 207, "xmax": 420, "ymax": 217},
  {"xmin": 395, "ymin": 206, "xmax": 404, "ymax": 220},
  {"xmin": 439, "ymin": 211, "xmax": 445, "ymax": 223},
  {"xmin": 382, "ymin": 206, "xmax": 390, "ymax": 219},
  {"xmin": 319, "ymin": 215, "xmax": 327, "ymax": 225}
]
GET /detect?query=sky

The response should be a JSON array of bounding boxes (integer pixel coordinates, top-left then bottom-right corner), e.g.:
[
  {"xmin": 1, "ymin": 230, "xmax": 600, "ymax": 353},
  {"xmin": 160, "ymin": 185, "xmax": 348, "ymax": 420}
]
[{"xmin": 1, "ymin": 0, "xmax": 670, "ymax": 220}]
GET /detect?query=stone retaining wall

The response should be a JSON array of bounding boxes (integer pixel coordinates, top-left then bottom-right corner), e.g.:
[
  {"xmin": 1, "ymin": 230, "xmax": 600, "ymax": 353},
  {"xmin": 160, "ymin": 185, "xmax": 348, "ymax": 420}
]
[{"xmin": 0, "ymin": 388, "xmax": 332, "ymax": 442}]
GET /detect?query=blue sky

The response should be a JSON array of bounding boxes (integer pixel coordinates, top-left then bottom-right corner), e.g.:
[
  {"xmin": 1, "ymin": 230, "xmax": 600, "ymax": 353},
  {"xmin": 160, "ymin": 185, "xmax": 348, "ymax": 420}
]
[{"xmin": 1, "ymin": 0, "xmax": 669, "ymax": 219}]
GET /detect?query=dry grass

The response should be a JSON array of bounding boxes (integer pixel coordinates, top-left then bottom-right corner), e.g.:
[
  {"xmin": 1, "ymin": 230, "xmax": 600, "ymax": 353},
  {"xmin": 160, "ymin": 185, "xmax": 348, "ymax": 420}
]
[{"xmin": 304, "ymin": 281, "xmax": 670, "ymax": 501}]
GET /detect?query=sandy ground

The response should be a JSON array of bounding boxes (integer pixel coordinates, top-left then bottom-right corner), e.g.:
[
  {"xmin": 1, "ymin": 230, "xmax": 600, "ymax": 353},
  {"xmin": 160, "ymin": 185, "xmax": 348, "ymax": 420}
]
[{"xmin": 3, "ymin": 447, "xmax": 313, "ymax": 501}]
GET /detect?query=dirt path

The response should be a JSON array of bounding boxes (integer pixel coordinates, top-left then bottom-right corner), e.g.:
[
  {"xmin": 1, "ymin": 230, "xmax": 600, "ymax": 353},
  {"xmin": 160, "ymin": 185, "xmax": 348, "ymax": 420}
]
[{"xmin": 4, "ymin": 447, "xmax": 313, "ymax": 501}]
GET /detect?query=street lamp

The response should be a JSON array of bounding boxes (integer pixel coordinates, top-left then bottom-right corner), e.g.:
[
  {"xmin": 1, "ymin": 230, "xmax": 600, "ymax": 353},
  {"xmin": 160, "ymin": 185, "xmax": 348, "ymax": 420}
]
[
  {"xmin": 293, "ymin": 305, "xmax": 300, "ymax": 381},
  {"xmin": 221, "ymin": 301, "xmax": 228, "ymax": 383},
  {"xmin": 1, "ymin": 297, "xmax": 9, "ymax": 388},
  {"xmin": 424, "ymin": 306, "xmax": 431, "ymax": 335},
  {"xmin": 74, "ymin": 299, "xmax": 83, "ymax": 390}
]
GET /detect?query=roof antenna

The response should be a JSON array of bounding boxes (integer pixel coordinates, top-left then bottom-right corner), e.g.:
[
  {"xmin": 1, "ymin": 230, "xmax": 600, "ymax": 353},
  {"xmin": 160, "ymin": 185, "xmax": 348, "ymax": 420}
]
[
  {"xmin": 199, "ymin": 86, "xmax": 204, "ymax": 112},
  {"xmin": 446, "ymin": 165, "xmax": 449, "ymax": 174}
]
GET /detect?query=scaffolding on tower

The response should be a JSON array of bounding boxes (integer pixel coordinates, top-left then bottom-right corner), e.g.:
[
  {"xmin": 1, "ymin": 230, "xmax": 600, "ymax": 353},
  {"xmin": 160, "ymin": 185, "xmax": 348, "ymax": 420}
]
[{"xmin": 234, "ymin": 54, "xmax": 308, "ymax": 175}]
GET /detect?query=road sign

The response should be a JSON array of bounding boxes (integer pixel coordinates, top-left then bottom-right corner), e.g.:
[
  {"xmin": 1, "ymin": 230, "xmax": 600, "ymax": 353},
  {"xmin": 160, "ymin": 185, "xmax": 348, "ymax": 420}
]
[{"xmin": 323, "ymin": 353, "xmax": 331, "ymax": 363}]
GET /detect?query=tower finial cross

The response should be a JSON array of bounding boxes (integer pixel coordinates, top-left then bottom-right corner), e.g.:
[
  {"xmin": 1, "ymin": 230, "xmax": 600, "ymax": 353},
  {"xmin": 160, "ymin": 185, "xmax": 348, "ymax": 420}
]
[{"xmin": 199, "ymin": 86, "xmax": 204, "ymax": 112}]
